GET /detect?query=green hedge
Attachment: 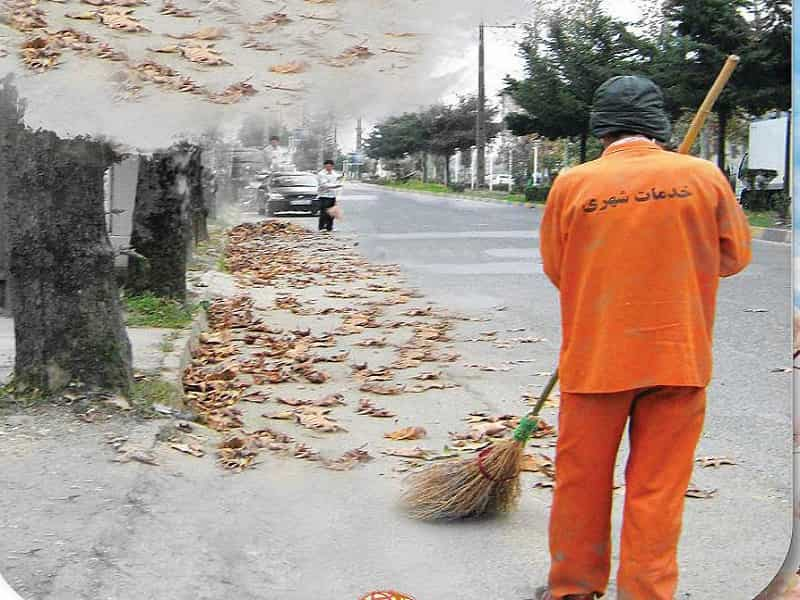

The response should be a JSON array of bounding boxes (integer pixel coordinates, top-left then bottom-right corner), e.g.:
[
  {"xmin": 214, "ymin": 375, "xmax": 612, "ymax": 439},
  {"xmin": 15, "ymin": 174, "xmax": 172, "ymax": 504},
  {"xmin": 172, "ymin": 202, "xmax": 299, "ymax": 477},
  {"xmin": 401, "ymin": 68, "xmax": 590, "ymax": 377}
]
[{"xmin": 525, "ymin": 186, "xmax": 552, "ymax": 203}]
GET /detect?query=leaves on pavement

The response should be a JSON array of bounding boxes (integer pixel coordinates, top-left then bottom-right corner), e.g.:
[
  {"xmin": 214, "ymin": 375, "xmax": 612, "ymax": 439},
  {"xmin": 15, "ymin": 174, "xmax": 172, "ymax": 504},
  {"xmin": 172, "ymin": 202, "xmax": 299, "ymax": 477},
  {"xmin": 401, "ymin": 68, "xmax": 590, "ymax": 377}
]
[
  {"xmin": 384, "ymin": 426, "xmax": 427, "ymax": 441},
  {"xmin": 324, "ymin": 445, "xmax": 372, "ymax": 471},
  {"xmin": 356, "ymin": 398, "xmax": 395, "ymax": 418}
]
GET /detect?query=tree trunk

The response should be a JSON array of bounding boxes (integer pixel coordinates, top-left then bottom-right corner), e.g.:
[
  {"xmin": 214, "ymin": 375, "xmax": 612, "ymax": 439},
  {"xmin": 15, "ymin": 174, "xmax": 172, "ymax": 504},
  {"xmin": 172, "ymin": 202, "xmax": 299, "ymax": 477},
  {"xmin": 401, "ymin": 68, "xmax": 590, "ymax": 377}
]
[
  {"xmin": 186, "ymin": 145, "xmax": 208, "ymax": 244},
  {"xmin": 3, "ymin": 122, "xmax": 132, "ymax": 394},
  {"xmin": 202, "ymin": 172, "xmax": 217, "ymax": 224},
  {"xmin": 579, "ymin": 131, "xmax": 588, "ymax": 164},
  {"xmin": 126, "ymin": 146, "xmax": 192, "ymax": 301},
  {"xmin": 0, "ymin": 156, "xmax": 9, "ymax": 315},
  {"xmin": 0, "ymin": 77, "xmax": 14, "ymax": 317},
  {"xmin": 716, "ymin": 110, "xmax": 728, "ymax": 173},
  {"xmin": 422, "ymin": 152, "xmax": 429, "ymax": 183},
  {"xmin": 444, "ymin": 154, "xmax": 451, "ymax": 186}
]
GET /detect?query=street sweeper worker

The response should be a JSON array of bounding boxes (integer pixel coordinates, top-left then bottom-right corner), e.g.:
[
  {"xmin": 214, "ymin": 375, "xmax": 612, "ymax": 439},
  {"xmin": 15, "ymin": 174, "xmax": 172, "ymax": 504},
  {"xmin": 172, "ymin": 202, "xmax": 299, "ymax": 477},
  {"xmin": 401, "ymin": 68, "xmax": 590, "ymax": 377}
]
[{"xmin": 535, "ymin": 75, "xmax": 751, "ymax": 600}]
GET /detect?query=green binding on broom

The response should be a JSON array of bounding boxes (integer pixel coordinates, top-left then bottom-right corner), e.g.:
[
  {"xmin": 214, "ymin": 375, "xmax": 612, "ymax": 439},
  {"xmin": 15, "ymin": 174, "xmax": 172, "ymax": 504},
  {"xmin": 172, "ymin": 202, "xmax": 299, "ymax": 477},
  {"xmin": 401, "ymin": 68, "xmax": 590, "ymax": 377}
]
[
  {"xmin": 513, "ymin": 415, "xmax": 540, "ymax": 443},
  {"xmin": 513, "ymin": 368, "xmax": 559, "ymax": 442}
]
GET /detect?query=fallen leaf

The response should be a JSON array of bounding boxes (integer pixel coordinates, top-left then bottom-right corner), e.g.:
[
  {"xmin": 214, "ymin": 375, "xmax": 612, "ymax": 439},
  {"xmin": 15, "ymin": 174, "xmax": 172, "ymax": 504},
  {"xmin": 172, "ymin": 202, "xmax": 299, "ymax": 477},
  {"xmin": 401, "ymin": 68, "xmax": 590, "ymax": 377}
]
[
  {"xmin": 685, "ymin": 484, "xmax": 717, "ymax": 499},
  {"xmin": 304, "ymin": 369, "xmax": 329, "ymax": 384},
  {"xmin": 242, "ymin": 38, "xmax": 277, "ymax": 51},
  {"xmin": 97, "ymin": 8, "xmax": 149, "ymax": 32},
  {"xmin": 520, "ymin": 453, "xmax": 555, "ymax": 478},
  {"xmin": 170, "ymin": 443, "xmax": 205, "ymax": 457},
  {"xmin": 295, "ymin": 412, "xmax": 346, "ymax": 433},
  {"xmin": 270, "ymin": 60, "xmax": 307, "ymax": 74},
  {"xmin": 293, "ymin": 443, "xmax": 320, "ymax": 460},
  {"xmin": 277, "ymin": 397, "xmax": 308, "ymax": 407},
  {"xmin": 324, "ymin": 445, "xmax": 372, "ymax": 471},
  {"xmin": 464, "ymin": 363, "xmax": 512, "ymax": 372},
  {"xmin": 263, "ymin": 411, "xmax": 295, "ymax": 420},
  {"xmin": 160, "ymin": 0, "xmax": 195, "ymax": 17},
  {"xmin": 360, "ymin": 382, "xmax": 405, "ymax": 395},
  {"xmin": 355, "ymin": 337, "xmax": 387, "ymax": 348},
  {"xmin": 149, "ymin": 44, "xmax": 180, "ymax": 53},
  {"xmin": 695, "ymin": 456, "xmax": 736, "ymax": 468},
  {"xmin": 356, "ymin": 398, "xmax": 395, "ymax": 418},
  {"xmin": 412, "ymin": 370, "xmax": 441, "ymax": 380},
  {"xmin": 240, "ymin": 391, "xmax": 269, "ymax": 403},
  {"xmin": 168, "ymin": 26, "xmax": 226, "ymax": 40},
  {"xmin": 312, "ymin": 393, "xmax": 346, "ymax": 407},
  {"xmin": 385, "ymin": 426, "xmax": 427, "ymax": 441},
  {"xmin": 406, "ymin": 381, "xmax": 457, "ymax": 393},
  {"xmin": 381, "ymin": 447, "xmax": 431, "ymax": 459}
]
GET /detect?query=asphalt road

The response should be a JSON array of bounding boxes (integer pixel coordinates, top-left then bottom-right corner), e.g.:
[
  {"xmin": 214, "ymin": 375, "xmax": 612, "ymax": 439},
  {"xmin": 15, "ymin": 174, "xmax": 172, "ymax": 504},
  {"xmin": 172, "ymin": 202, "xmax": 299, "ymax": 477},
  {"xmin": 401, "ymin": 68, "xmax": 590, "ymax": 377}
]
[{"xmin": 335, "ymin": 183, "xmax": 793, "ymax": 597}]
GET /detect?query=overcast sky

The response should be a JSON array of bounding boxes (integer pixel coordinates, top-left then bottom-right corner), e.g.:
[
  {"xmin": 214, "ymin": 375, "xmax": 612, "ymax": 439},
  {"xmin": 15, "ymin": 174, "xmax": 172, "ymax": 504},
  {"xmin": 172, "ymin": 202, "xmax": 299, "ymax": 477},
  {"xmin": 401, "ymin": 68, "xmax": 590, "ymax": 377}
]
[{"xmin": 337, "ymin": 0, "xmax": 648, "ymax": 152}]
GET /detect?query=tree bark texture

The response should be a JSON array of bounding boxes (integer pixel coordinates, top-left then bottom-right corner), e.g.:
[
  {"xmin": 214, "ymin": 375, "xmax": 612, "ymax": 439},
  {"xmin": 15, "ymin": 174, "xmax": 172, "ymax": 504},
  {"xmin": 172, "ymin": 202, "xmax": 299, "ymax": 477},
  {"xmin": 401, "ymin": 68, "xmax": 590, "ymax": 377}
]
[
  {"xmin": 126, "ymin": 147, "xmax": 192, "ymax": 301},
  {"xmin": 0, "ymin": 161, "xmax": 10, "ymax": 315},
  {"xmin": 3, "ymin": 126, "xmax": 132, "ymax": 393},
  {"xmin": 202, "ymin": 167, "xmax": 217, "ymax": 222},
  {"xmin": 186, "ymin": 145, "xmax": 209, "ymax": 244},
  {"xmin": 0, "ymin": 75, "xmax": 19, "ymax": 317}
]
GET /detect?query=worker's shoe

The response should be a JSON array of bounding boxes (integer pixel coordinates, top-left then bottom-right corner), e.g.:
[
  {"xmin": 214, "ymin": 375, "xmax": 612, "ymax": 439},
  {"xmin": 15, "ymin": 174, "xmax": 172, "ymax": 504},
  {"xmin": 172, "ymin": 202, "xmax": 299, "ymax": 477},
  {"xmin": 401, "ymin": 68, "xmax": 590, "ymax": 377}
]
[{"xmin": 529, "ymin": 586, "xmax": 600, "ymax": 600}]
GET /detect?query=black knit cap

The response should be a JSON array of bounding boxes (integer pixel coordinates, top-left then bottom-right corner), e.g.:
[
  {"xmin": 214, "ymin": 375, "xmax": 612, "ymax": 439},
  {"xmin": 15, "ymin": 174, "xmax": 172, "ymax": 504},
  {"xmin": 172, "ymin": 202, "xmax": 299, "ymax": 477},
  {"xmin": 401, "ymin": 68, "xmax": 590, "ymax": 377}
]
[{"xmin": 589, "ymin": 75, "xmax": 672, "ymax": 144}]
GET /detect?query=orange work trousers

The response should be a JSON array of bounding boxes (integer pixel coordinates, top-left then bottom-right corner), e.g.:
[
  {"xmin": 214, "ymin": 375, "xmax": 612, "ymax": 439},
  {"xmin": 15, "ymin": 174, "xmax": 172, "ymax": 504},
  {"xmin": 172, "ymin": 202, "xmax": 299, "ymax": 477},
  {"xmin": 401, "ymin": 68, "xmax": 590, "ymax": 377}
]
[{"xmin": 548, "ymin": 386, "xmax": 706, "ymax": 600}]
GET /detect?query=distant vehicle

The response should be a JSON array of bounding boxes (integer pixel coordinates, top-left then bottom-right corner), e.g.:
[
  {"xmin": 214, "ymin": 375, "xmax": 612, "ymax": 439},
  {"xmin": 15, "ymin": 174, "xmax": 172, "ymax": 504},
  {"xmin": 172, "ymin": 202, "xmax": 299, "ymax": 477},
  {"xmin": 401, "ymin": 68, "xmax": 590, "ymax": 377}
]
[
  {"xmin": 490, "ymin": 173, "xmax": 512, "ymax": 186},
  {"xmin": 258, "ymin": 171, "xmax": 320, "ymax": 217},
  {"xmin": 737, "ymin": 114, "xmax": 790, "ymax": 209}
]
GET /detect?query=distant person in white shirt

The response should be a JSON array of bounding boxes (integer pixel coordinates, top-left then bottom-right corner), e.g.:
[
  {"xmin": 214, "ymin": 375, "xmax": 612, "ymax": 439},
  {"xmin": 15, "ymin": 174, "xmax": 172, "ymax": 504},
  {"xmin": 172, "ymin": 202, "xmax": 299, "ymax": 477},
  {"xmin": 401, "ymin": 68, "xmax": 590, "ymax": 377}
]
[
  {"xmin": 263, "ymin": 136, "xmax": 291, "ymax": 172},
  {"xmin": 316, "ymin": 159, "xmax": 342, "ymax": 232}
]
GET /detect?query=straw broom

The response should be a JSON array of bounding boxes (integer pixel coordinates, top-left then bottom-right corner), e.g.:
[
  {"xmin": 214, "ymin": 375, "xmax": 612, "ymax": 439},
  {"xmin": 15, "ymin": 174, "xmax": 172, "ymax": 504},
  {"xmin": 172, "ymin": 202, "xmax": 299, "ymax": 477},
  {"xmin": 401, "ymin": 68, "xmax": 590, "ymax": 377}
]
[{"xmin": 401, "ymin": 55, "xmax": 740, "ymax": 521}]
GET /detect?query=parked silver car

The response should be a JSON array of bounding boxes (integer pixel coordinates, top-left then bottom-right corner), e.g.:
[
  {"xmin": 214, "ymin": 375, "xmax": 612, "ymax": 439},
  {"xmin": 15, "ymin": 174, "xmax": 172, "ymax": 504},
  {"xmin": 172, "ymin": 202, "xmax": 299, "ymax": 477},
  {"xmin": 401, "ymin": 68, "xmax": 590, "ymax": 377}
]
[{"xmin": 257, "ymin": 171, "xmax": 320, "ymax": 217}]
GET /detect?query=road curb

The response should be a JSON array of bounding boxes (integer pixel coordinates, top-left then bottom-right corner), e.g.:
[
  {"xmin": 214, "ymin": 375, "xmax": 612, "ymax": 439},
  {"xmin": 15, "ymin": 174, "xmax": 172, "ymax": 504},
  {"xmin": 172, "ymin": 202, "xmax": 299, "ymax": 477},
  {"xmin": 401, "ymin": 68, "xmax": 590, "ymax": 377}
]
[
  {"xmin": 751, "ymin": 226, "xmax": 791, "ymax": 244},
  {"xmin": 160, "ymin": 309, "xmax": 208, "ymax": 408}
]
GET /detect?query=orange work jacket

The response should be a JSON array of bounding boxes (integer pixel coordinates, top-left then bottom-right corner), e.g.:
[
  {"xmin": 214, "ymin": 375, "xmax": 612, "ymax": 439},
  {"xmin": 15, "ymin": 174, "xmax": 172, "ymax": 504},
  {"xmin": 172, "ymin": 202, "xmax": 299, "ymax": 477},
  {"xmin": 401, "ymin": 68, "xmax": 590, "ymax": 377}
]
[{"xmin": 540, "ymin": 139, "xmax": 752, "ymax": 394}]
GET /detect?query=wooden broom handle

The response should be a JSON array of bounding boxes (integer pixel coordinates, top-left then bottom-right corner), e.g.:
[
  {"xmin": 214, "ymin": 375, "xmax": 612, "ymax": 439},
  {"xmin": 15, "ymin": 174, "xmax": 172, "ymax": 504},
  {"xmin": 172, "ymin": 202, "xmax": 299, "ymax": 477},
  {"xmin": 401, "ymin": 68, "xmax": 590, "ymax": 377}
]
[
  {"xmin": 677, "ymin": 55, "xmax": 740, "ymax": 155},
  {"xmin": 528, "ymin": 369, "xmax": 559, "ymax": 418}
]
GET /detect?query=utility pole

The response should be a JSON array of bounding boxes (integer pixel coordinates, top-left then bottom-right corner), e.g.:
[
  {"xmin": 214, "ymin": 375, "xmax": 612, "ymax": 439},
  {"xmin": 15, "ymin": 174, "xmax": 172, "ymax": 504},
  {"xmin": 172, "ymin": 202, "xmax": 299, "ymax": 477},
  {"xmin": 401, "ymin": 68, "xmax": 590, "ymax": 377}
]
[
  {"xmin": 477, "ymin": 22, "xmax": 517, "ymax": 190},
  {"xmin": 477, "ymin": 22, "xmax": 486, "ymax": 189},
  {"xmin": 356, "ymin": 117, "xmax": 363, "ymax": 180}
]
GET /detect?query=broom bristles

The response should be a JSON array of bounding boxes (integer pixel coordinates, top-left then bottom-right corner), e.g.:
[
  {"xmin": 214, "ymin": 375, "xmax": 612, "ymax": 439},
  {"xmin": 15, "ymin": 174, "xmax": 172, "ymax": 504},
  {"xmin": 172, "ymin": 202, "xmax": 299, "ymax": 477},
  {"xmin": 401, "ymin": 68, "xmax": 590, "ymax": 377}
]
[{"xmin": 401, "ymin": 438, "xmax": 525, "ymax": 520}]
